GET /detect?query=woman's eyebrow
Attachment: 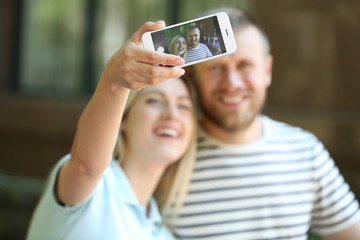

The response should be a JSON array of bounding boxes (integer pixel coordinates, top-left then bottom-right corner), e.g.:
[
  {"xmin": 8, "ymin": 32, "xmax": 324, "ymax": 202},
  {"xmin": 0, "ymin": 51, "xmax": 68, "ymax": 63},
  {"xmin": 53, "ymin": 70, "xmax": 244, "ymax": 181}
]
[
  {"xmin": 142, "ymin": 90, "xmax": 164, "ymax": 96},
  {"xmin": 178, "ymin": 95, "xmax": 192, "ymax": 101},
  {"xmin": 143, "ymin": 90, "xmax": 191, "ymax": 100}
]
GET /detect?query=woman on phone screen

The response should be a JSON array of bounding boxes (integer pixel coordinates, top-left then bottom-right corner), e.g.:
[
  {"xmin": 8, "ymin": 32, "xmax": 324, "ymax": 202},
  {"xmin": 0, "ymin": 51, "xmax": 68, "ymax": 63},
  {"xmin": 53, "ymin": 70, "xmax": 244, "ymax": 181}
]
[{"xmin": 168, "ymin": 34, "xmax": 188, "ymax": 61}]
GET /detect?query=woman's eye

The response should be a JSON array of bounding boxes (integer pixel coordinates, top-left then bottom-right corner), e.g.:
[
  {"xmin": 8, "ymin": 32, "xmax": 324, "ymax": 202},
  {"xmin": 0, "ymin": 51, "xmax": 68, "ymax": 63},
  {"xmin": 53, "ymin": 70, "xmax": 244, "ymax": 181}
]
[
  {"xmin": 146, "ymin": 98, "xmax": 162, "ymax": 105},
  {"xmin": 178, "ymin": 103, "xmax": 192, "ymax": 111}
]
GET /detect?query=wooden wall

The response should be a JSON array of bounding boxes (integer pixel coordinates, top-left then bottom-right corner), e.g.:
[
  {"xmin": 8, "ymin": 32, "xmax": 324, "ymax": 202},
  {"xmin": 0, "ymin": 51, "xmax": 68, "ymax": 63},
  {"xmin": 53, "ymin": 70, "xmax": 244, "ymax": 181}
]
[{"xmin": 0, "ymin": 0, "xmax": 359, "ymax": 239}]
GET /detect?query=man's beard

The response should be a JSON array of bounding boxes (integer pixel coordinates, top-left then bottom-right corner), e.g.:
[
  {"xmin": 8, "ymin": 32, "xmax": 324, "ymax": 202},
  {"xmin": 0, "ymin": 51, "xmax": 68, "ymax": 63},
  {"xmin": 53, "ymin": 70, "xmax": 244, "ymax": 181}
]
[
  {"xmin": 200, "ymin": 94, "xmax": 266, "ymax": 133},
  {"xmin": 189, "ymin": 42, "xmax": 198, "ymax": 48}
]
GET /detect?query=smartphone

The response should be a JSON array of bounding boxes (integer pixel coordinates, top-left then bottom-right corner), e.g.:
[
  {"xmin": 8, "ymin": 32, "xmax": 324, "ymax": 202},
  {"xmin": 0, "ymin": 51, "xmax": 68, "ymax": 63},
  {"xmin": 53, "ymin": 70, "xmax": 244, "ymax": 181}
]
[{"xmin": 142, "ymin": 12, "xmax": 237, "ymax": 67}]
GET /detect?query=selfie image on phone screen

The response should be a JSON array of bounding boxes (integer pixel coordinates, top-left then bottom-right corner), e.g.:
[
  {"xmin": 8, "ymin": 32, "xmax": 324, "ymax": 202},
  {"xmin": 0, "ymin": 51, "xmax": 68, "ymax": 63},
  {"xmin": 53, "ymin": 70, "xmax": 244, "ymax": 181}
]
[{"xmin": 151, "ymin": 16, "xmax": 226, "ymax": 64}]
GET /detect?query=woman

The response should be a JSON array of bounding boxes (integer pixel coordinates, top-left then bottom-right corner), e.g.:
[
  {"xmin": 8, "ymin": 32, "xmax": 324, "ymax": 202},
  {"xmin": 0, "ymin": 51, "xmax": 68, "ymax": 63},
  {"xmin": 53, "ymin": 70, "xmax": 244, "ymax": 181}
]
[
  {"xmin": 168, "ymin": 35, "xmax": 187, "ymax": 60},
  {"xmin": 26, "ymin": 21, "xmax": 195, "ymax": 240}
]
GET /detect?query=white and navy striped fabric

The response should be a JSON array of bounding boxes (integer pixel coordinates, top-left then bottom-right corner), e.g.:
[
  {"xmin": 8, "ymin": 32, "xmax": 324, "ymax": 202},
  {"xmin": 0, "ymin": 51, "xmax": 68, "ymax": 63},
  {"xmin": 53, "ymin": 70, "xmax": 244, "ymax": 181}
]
[
  {"xmin": 185, "ymin": 43, "xmax": 213, "ymax": 63},
  {"xmin": 172, "ymin": 116, "xmax": 360, "ymax": 240}
]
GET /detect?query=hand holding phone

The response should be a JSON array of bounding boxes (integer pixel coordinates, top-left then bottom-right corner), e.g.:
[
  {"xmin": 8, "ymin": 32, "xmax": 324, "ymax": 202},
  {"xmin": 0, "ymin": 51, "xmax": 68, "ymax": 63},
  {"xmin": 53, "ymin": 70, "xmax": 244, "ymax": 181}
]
[
  {"xmin": 142, "ymin": 12, "xmax": 237, "ymax": 67},
  {"xmin": 103, "ymin": 21, "xmax": 185, "ymax": 90}
]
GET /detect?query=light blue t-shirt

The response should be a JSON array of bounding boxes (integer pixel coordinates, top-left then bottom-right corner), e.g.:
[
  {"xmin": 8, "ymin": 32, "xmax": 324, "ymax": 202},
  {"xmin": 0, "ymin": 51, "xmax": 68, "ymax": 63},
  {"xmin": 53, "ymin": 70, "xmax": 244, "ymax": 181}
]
[{"xmin": 26, "ymin": 155, "xmax": 174, "ymax": 240}]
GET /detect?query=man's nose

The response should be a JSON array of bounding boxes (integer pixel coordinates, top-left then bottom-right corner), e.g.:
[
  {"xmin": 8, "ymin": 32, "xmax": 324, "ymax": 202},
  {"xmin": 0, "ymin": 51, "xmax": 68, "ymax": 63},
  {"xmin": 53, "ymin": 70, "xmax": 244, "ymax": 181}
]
[{"xmin": 221, "ymin": 68, "xmax": 246, "ymax": 89}]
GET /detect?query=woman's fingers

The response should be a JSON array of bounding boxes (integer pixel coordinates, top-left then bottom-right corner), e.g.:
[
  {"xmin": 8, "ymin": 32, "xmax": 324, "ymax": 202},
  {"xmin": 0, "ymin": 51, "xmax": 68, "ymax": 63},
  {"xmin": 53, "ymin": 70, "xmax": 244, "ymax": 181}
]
[
  {"xmin": 103, "ymin": 21, "xmax": 187, "ymax": 90},
  {"xmin": 124, "ymin": 42, "xmax": 184, "ymax": 67},
  {"xmin": 129, "ymin": 60, "xmax": 185, "ymax": 80},
  {"xmin": 130, "ymin": 21, "xmax": 186, "ymax": 66},
  {"xmin": 140, "ymin": 48, "xmax": 185, "ymax": 66},
  {"xmin": 110, "ymin": 56, "xmax": 184, "ymax": 90}
]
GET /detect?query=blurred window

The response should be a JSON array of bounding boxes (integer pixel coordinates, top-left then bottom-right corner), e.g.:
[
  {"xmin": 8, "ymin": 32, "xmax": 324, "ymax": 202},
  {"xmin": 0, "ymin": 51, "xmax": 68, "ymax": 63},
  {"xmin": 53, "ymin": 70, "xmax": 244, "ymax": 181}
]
[{"xmin": 18, "ymin": 0, "xmax": 252, "ymax": 95}]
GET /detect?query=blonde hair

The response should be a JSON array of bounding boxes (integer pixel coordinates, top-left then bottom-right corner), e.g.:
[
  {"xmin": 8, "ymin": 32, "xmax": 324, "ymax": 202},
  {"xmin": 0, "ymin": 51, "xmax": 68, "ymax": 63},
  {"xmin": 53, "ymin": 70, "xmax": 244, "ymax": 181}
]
[
  {"xmin": 168, "ymin": 35, "xmax": 188, "ymax": 60},
  {"xmin": 113, "ymin": 77, "xmax": 197, "ymax": 227}
]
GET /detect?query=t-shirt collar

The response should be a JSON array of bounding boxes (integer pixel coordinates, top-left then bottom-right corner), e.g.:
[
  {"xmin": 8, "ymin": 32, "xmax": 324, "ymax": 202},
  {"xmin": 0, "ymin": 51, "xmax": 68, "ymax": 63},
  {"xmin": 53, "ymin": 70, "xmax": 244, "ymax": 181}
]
[{"xmin": 111, "ymin": 161, "xmax": 162, "ymax": 223}]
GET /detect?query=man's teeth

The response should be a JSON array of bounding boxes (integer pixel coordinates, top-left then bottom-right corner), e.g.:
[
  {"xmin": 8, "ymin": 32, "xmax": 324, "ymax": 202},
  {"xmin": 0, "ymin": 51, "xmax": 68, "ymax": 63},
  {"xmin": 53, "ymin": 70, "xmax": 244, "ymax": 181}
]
[
  {"xmin": 223, "ymin": 97, "xmax": 242, "ymax": 104},
  {"xmin": 156, "ymin": 128, "xmax": 179, "ymax": 137}
]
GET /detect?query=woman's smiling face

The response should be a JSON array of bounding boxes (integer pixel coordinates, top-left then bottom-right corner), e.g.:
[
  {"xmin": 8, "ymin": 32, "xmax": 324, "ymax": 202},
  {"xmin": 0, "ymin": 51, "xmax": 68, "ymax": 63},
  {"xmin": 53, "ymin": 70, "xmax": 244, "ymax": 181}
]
[
  {"xmin": 121, "ymin": 77, "xmax": 194, "ymax": 167},
  {"xmin": 173, "ymin": 37, "xmax": 187, "ymax": 56}
]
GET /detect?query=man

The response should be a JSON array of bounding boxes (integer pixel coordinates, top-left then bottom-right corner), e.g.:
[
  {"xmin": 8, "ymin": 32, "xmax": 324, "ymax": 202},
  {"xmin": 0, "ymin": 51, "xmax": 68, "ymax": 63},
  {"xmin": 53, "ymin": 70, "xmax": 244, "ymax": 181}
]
[
  {"xmin": 171, "ymin": 8, "xmax": 360, "ymax": 240},
  {"xmin": 185, "ymin": 25, "xmax": 212, "ymax": 63}
]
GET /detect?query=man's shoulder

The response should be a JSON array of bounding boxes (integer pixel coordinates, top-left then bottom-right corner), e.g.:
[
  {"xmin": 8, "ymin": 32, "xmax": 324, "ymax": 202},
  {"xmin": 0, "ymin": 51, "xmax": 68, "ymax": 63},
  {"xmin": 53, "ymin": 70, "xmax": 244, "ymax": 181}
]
[
  {"xmin": 199, "ymin": 42, "xmax": 210, "ymax": 49},
  {"xmin": 262, "ymin": 115, "xmax": 317, "ymax": 141}
]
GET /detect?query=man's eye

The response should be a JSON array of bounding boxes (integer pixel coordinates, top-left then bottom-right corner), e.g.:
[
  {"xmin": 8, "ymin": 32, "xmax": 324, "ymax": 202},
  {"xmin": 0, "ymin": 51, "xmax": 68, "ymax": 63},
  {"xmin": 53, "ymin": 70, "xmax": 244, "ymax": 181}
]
[
  {"xmin": 209, "ymin": 65, "xmax": 221, "ymax": 72},
  {"xmin": 239, "ymin": 62, "xmax": 251, "ymax": 69}
]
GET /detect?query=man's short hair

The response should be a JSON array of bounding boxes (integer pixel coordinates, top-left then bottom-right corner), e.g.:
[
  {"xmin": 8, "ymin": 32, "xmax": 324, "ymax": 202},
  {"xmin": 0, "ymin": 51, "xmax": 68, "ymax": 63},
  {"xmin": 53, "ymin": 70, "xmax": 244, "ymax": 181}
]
[
  {"xmin": 186, "ymin": 24, "xmax": 199, "ymax": 32},
  {"xmin": 198, "ymin": 7, "xmax": 271, "ymax": 54}
]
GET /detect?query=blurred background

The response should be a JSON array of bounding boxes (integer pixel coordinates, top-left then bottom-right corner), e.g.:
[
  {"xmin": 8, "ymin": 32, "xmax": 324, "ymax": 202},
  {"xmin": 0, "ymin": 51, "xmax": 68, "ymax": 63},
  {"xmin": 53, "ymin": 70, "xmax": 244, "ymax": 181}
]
[{"xmin": 0, "ymin": 0, "xmax": 359, "ymax": 239}]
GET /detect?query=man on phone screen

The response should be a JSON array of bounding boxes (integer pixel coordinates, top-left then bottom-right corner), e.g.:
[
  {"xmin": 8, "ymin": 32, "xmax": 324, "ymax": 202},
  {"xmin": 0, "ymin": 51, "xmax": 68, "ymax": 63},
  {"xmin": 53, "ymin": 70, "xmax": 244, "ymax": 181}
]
[
  {"xmin": 171, "ymin": 7, "xmax": 360, "ymax": 240},
  {"xmin": 185, "ymin": 25, "xmax": 212, "ymax": 63}
]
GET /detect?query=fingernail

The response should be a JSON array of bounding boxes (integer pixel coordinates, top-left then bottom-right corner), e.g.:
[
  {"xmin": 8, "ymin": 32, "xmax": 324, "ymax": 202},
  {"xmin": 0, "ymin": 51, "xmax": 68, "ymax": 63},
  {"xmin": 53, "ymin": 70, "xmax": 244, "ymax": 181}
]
[
  {"xmin": 156, "ymin": 20, "xmax": 165, "ymax": 25},
  {"xmin": 177, "ymin": 69, "xmax": 185, "ymax": 77},
  {"xmin": 175, "ymin": 58, "xmax": 184, "ymax": 65}
]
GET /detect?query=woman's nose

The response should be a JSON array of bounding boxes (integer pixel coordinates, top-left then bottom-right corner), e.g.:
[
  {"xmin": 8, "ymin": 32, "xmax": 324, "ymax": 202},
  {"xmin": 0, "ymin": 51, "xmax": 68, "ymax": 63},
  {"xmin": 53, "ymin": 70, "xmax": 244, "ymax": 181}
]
[{"xmin": 162, "ymin": 103, "xmax": 178, "ymax": 119}]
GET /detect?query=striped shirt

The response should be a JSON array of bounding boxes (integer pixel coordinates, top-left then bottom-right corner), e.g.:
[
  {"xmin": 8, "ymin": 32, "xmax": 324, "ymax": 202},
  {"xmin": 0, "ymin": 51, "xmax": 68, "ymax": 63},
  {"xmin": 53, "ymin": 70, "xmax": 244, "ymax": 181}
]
[
  {"xmin": 185, "ymin": 43, "xmax": 213, "ymax": 63},
  {"xmin": 172, "ymin": 116, "xmax": 360, "ymax": 240}
]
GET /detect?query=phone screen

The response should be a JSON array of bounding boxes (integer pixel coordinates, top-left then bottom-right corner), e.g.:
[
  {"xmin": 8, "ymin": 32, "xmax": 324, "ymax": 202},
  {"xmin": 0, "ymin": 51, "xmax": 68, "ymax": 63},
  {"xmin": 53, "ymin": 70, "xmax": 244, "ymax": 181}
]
[{"xmin": 151, "ymin": 16, "xmax": 226, "ymax": 64}]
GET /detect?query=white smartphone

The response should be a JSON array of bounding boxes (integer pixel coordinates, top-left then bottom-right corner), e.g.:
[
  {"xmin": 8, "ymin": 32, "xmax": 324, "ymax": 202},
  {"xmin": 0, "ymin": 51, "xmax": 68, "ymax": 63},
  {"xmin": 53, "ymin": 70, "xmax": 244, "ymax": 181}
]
[{"xmin": 142, "ymin": 12, "xmax": 237, "ymax": 67}]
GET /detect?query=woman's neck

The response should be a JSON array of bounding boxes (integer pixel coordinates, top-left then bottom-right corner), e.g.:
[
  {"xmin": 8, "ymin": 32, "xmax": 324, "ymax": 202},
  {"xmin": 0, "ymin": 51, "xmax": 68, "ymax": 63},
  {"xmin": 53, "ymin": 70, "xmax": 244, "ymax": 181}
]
[{"xmin": 121, "ymin": 158, "xmax": 165, "ymax": 208}]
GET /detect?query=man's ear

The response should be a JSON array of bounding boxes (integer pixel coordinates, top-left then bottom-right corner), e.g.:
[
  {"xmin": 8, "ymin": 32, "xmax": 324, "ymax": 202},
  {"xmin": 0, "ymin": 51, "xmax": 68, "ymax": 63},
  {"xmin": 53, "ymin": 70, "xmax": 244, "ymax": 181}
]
[{"xmin": 265, "ymin": 54, "xmax": 273, "ymax": 87}]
